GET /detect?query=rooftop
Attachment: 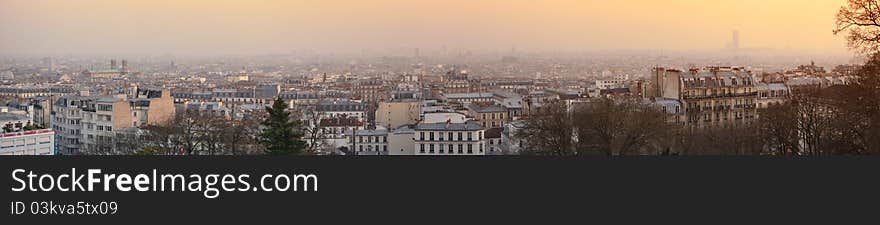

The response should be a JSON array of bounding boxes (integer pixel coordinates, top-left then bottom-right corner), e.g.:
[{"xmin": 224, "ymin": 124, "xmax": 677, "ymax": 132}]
[
  {"xmin": 467, "ymin": 104, "xmax": 507, "ymax": 113},
  {"xmin": 415, "ymin": 121, "xmax": 483, "ymax": 131}
]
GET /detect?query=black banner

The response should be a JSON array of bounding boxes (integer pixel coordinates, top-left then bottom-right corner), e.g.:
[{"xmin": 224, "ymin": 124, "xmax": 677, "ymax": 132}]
[{"xmin": 1, "ymin": 156, "xmax": 878, "ymax": 223}]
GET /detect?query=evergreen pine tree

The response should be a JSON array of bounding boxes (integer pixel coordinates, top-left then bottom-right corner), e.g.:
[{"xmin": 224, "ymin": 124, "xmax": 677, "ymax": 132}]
[{"xmin": 260, "ymin": 97, "xmax": 306, "ymax": 155}]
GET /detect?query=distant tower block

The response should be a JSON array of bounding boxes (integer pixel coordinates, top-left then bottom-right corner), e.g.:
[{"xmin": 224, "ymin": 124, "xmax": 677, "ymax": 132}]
[
  {"xmin": 110, "ymin": 59, "xmax": 118, "ymax": 69},
  {"xmin": 121, "ymin": 60, "xmax": 129, "ymax": 71},
  {"xmin": 732, "ymin": 30, "xmax": 740, "ymax": 49}
]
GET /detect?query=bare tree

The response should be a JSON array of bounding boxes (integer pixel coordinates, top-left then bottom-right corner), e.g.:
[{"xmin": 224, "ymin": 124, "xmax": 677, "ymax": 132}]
[
  {"xmin": 758, "ymin": 104, "xmax": 799, "ymax": 155},
  {"xmin": 834, "ymin": 0, "xmax": 880, "ymax": 154},
  {"xmin": 219, "ymin": 116, "xmax": 261, "ymax": 155},
  {"xmin": 835, "ymin": 0, "xmax": 880, "ymax": 53},
  {"xmin": 302, "ymin": 109, "xmax": 331, "ymax": 155},
  {"xmin": 573, "ymin": 98, "xmax": 670, "ymax": 156},
  {"xmin": 515, "ymin": 101, "xmax": 576, "ymax": 156}
]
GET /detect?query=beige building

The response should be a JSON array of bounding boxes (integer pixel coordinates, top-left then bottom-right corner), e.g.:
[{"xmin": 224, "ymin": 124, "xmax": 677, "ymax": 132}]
[
  {"xmin": 651, "ymin": 66, "xmax": 759, "ymax": 127},
  {"xmin": 466, "ymin": 104, "xmax": 509, "ymax": 128},
  {"xmin": 52, "ymin": 88, "xmax": 174, "ymax": 155},
  {"xmin": 376, "ymin": 100, "xmax": 421, "ymax": 129},
  {"xmin": 387, "ymin": 127, "xmax": 415, "ymax": 155}
]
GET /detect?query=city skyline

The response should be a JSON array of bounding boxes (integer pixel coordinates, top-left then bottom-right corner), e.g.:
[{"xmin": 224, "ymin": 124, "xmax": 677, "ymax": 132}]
[{"xmin": 0, "ymin": 0, "xmax": 850, "ymax": 56}]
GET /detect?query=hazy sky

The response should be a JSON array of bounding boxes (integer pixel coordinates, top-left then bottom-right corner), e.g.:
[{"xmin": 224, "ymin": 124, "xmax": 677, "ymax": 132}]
[{"xmin": 0, "ymin": 0, "xmax": 850, "ymax": 55}]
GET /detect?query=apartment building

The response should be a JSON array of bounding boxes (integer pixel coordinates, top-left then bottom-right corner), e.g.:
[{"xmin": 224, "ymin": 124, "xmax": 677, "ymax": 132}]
[
  {"xmin": 0, "ymin": 129, "xmax": 54, "ymax": 155},
  {"xmin": 347, "ymin": 128, "xmax": 389, "ymax": 155},
  {"xmin": 316, "ymin": 99, "xmax": 366, "ymax": 122},
  {"xmin": 414, "ymin": 120, "xmax": 486, "ymax": 155},
  {"xmin": 651, "ymin": 66, "xmax": 759, "ymax": 127},
  {"xmin": 52, "ymin": 89, "xmax": 174, "ymax": 155},
  {"xmin": 375, "ymin": 99, "xmax": 421, "ymax": 129},
  {"xmin": 466, "ymin": 104, "xmax": 509, "ymax": 128}
]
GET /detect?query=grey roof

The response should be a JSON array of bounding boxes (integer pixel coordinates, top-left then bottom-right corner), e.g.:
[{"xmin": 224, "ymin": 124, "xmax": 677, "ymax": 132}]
[
  {"xmin": 442, "ymin": 92, "xmax": 493, "ymax": 99},
  {"xmin": 392, "ymin": 126, "xmax": 416, "ymax": 134},
  {"xmin": 415, "ymin": 121, "xmax": 483, "ymax": 131},
  {"xmin": 468, "ymin": 104, "xmax": 507, "ymax": 113},
  {"xmin": 767, "ymin": 83, "xmax": 788, "ymax": 91},
  {"xmin": 356, "ymin": 129, "xmax": 388, "ymax": 136},
  {"xmin": 0, "ymin": 113, "xmax": 29, "ymax": 122}
]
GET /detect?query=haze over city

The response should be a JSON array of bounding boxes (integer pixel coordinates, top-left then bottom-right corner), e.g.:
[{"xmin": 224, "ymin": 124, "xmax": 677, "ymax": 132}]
[{"xmin": 0, "ymin": 0, "xmax": 850, "ymax": 56}]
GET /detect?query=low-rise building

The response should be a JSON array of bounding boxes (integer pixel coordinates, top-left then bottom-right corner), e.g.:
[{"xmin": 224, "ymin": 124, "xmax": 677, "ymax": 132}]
[
  {"xmin": 466, "ymin": 104, "xmax": 509, "ymax": 128},
  {"xmin": 0, "ymin": 129, "xmax": 54, "ymax": 155},
  {"xmin": 414, "ymin": 121, "xmax": 486, "ymax": 155}
]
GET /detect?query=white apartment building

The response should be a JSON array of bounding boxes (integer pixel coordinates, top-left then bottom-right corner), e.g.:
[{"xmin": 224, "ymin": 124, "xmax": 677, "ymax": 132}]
[
  {"xmin": 0, "ymin": 113, "xmax": 54, "ymax": 155},
  {"xmin": 52, "ymin": 88, "xmax": 174, "ymax": 155},
  {"xmin": 0, "ymin": 129, "xmax": 54, "ymax": 155},
  {"xmin": 316, "ymin": 99, "xmax": 366, "ymax": 121},
  {"xmin": 414, "ymin": 121, "xmax": 486, "ymax": 155},
  {"xmin": 347, "ymin": 128, "xmax": 389, "ymax": 155}
]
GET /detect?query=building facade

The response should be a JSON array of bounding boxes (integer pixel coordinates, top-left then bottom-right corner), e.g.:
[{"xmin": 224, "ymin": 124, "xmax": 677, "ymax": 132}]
[
  {"xmin": 414, "ymin": 121, "xmax": 486, "ymax": 155},
  {"xmin": 652, "ymin": 67, "xmax": 759, "ymax": 127},
  {"xmin": 0, "ymin": 129, "xmax": 54, "ymax": 155}
]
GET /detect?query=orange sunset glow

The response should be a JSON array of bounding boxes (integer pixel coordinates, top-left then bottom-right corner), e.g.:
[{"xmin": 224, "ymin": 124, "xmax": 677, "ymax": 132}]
[{"xmin": 0, "ymin": 0, "xmax": 848, "ymax": 55}]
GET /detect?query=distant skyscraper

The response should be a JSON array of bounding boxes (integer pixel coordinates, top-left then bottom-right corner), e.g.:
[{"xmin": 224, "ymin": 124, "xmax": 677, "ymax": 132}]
[
  {"xmin": 43, "ymin": 57, "xmax": 54, "ymax": 73},
  {"xmin": 121, "ymin": 60, "xmax": 129, "ymax": 72},
  {"xmin": 110, "ymin": 59, "xmax": 118, "ymax": 69},
  {"xmin": 414, "ymin": 47, "xmax": 420, "ymax": 58}
]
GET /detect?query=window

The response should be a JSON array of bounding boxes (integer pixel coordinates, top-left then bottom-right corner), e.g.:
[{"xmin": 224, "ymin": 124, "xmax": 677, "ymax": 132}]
[
  {"xmin": 448, "ymin": 132, "xmax": 453, "ymax": 141},
  {"xmin": 458, "ymin": 132, "xmax": 462, "ymax": 141},
  {"xmin": 419, "ymin": 132, "xmax": 424, "ymax": 141},
  {"xmin": 429, "ymin": 144, "xmax": 435, "ymax": 153},
  {"xmin": 458, "ymin": 144, "xmax": 463, "ymax": 154},
  {"xmin": 97, "ymin": 104, "xmax": 113, "ymax": 111},
  {"xmin": 467, "ymin": 132, "xmax": 472, "ymax": 141},
  {"xmin": 429, "ymin": 132, "xmax": 434, "ymax": 141},
  {"xmin": 419, "ymin": 144, "xmax": 425, "ymax": 153},
  {"xmin": 439, "ymin": 144, "xmax": 445, "ymax": 153},
  {"xmin": 467, "ymin": 144, "xmax": 473, "ymax": 154},
  {"xmin": 449, "ymin": 144, "xmax": 454, "ymax": 154}
]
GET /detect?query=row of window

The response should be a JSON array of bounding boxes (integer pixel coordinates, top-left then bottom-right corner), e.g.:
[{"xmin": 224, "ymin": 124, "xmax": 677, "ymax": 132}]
[
  {"xmin": 418, "ymin": 143, "xmax": 483, "ymax": 154},
  {"xmin": 85, "ymin": 124, "xmax": 113, "ymax": 132},
  {"xmin": 357, "ymin": 145, "xmax": 387, "ymax": 152},
  {"xmin": 480, "ymin": 113, "xmax": 506, "ymax": 120},
  {"xmin": 418, "ymin": 131, "xmax": 482, "ymax": 141},
  {"xmin": 357, "ymin": 135, "xmax": 386, "ymax": 143}
]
